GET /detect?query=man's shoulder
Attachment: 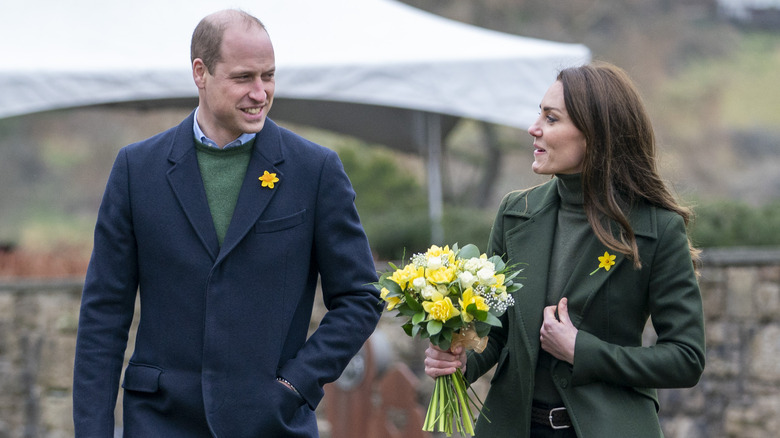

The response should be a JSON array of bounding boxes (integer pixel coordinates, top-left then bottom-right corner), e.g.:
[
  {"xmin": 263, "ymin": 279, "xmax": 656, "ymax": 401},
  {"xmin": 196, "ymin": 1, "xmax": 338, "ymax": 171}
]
[{"xmin": 122, "ymin": 115, "xmax": 192, "ymax": 157}]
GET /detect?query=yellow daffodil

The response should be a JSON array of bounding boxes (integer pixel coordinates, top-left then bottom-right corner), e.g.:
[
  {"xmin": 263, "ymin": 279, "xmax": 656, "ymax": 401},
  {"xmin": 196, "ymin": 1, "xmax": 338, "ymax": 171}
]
[
  {"xmin": 259, "ymin": 171, "xmax": 279, "ymax": 188},
  {"xmin": 390, "ymin": 263, "xmax": 424, "ymax": 290},
  {"xmin": 590, "ymin": 251, "xmax": 617, "ymax": 275},
  {"xmin": 425, "ymin": 245, "xmax": 455, "ymax": 268},
  {"xmin": 426, "ymin": 265, "xmax": 457, "ymax": 285},
  {"xmin": 460, "ymin": 287, "xmax": 489, "ymax": 322},
  {"xmin": 380, "ymin": 287, "xmax": 402, "ymax": 311},
  {"xmin": 423, "ymin": 293, "xmax": 460, "ymax": 322}
]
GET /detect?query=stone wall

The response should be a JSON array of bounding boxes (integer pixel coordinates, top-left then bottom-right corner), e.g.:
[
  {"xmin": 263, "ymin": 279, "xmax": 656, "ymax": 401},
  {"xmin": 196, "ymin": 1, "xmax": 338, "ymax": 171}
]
[
  {"xmin": 0, "ymin": 247, "xmax": 779, "ymax": 437},
  {"xmin": 658, "ymin": 247, "xmax": 780, "ymax": 438}
]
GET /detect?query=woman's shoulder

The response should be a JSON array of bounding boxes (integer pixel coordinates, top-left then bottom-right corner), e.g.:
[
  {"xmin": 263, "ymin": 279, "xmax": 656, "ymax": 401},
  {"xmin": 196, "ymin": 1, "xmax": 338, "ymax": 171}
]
[{"xmin": 499, "ymin": 179, "xmax": 558, "ymax": 213}]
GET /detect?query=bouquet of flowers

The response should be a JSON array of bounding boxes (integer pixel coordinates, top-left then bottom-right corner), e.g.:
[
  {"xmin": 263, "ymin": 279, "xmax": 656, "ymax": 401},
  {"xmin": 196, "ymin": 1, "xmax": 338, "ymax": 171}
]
[{"xmin": 375, "ymin": 243, "xmax": 523, "ymax": 436}]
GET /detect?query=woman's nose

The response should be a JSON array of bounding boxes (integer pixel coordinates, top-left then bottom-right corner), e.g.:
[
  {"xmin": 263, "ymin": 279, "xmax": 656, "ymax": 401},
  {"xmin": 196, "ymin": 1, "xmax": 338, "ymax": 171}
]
[{"xmin": 528, "ymin": 121, "xmax": 541, "ymax": 138}]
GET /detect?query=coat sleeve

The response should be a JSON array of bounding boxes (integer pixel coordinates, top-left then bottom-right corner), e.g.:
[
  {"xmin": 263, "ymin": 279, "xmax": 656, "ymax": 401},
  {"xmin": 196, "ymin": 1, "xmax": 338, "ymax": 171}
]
[
  {"xmin": 276, "ymin": 149, "xmax": 382, "ymax": 407},
  {"xmin": 571, "ymin": 213, "xmax": 706, "ymax": 389},
  {"xmin": 73, "ymin": 148, "xmax": 139, "ymax": 436}
]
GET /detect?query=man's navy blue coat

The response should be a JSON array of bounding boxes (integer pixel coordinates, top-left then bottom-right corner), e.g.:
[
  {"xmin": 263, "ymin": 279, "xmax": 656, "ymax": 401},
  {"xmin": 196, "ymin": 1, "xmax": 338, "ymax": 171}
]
[{"xmin": 73, "ymin": 113, "xmax": 382, "ymax": 437}]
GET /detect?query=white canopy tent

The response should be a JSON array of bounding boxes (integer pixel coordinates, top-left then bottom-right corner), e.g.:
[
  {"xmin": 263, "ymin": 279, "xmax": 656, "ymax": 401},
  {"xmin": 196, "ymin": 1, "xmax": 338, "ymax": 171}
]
[{"xmin": 0, "ymin": 0, "xmax": 589, "ymax": 241}]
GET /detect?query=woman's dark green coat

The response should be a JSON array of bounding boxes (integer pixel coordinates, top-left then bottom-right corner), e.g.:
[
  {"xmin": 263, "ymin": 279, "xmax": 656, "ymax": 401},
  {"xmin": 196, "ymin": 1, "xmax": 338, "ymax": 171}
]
[{"xmin": 465, "ymin": 178, "xmax": 705, "ymax": 437}]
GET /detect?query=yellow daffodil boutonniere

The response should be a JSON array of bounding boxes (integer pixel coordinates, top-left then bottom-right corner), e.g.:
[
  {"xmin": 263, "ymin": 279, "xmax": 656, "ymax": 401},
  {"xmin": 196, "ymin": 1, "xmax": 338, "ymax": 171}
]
[
  {"xmin": 590, "ymin": 251, "xmax": 616, "ymax": 275},
  {"xmin": 374, "ymin": 243, "xmax": 524, "ymax": 436},
  {"xmin": 259, "ymin": 171, "xmax": 279, "ymax": 189}
]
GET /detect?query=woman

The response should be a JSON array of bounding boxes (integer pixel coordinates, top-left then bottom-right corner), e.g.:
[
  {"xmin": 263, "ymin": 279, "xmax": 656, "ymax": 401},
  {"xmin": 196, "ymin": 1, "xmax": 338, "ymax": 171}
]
[{"xmin": 424, "ymin": 62, "xmax": 705, "ymax": 437}]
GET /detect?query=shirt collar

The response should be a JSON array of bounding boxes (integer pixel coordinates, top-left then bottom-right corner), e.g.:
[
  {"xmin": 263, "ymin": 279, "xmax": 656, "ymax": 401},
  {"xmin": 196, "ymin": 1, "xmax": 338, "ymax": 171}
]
[{"xmin": 193, "ymin": 107, "xmax": 256, "ymax": 149}]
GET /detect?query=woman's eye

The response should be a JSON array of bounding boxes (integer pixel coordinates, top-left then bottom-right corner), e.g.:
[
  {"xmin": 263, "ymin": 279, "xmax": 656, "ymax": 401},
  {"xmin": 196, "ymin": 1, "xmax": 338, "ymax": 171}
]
[{"xmin": 546, "ymin": 115, "xmax": 558, "ymax": 123}]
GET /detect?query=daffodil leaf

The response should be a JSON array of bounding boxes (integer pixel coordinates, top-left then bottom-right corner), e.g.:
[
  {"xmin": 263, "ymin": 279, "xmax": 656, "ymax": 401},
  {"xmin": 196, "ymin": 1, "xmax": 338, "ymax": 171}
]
[
  {"xmin": 467, "ymin": 303, "xmax": 488, "ymax": 321},
  {"xmin": 404, "ymin": 290, "xmax": 423, "ymax": 312},
  {"xmin": 444, "ymin": 317, "xmax": 464, "ymax": 328},
  {"xmin": 402, "ymin": 322, "xmax": 413, "ymax": 337},
  {"xmin": 380, "ymin": 278, "xmax": 404, "ymax": 297},
  {"xmin": 427, "ymin": 320, "xmax": 443, "ymax": 336},
  {"xmin": 430, "ymin": 332, "xmax": 452, "ymax": 351},
  {"xmin": 474, "ymin": 321, "xmax": 492, "ymax": 338},
  {"xmin": 458, "ymin": 244, "xmax": 481, "ymax": 260},
  {"xmin": 398, "ymin": 305, "xmax": 417, "ymax": 317}
]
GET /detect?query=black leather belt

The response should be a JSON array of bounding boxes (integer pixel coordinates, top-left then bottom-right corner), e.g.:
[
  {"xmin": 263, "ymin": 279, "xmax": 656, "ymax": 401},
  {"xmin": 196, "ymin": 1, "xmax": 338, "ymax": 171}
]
[{"xmin": 531, "ymin": 404, "xmax": 572, "ymax": 429}]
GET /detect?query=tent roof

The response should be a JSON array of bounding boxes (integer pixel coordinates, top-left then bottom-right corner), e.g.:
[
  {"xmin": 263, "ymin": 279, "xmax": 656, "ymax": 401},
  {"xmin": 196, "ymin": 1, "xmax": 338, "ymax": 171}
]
[{"xmin": 1, "ymin": 0, "xmax": 589, "ymax": 144}]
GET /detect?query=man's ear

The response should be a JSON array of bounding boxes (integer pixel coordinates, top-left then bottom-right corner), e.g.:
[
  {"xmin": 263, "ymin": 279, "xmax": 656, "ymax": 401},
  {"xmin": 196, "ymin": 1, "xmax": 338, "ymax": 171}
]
[{"xmin": 192, "ymin": 59, "xmax": 207, "ymax": 89}]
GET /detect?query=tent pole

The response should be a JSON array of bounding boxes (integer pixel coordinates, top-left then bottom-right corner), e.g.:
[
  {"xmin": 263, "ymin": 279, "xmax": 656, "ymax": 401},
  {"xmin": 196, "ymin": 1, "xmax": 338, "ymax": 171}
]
[{"xmin": 425, "ymin": 113, "xmax": 444, "ymax": 244}]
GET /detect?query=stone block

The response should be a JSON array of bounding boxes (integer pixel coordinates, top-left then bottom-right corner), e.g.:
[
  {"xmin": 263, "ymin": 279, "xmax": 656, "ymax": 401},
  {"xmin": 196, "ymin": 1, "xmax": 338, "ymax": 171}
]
[
  {"xmin": 662, "ymin": 416, "xmax": 706, "ymax": 438},
  {"xmin": 41, "ymin": 392, "xmax": 74, "ymax": 438},
  {"xmin": 755, "ymin": 282, "xmax": 780, "ymax": 320},
  {"xmin": 700, "ymin": 281, "xmax": 725, "ymax": 319},
  {"xmin": 725, "ymin": 267, "xmax": 758, "ymax": 320},
  {"xmin": 705, "ymin": 321, "xmax": 741, "ymax": 347},
  {"xmin": 39, "ymin": 337, "xmax": 77, "ymax": 389},
  {"xmin": 704, "ymin": 344, "xmax": 740, "ymax": 378},
  {"xmin": 724, "ymin": 394, "xmax": 780, "ymax": 438},
  {"xmin": 759, "ymin": 265, "xmax": 780, "ymax": 282},
  {"xmin": 749, "ymin": 324, "xmax": 780, "ymax": 382}
]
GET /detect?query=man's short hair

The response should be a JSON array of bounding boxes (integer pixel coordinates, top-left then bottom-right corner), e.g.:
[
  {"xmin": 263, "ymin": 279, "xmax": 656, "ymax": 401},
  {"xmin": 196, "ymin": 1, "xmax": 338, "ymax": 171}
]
[{"xmin": 190, "ymin": 10, "xmax": 266, "ymax": 73}]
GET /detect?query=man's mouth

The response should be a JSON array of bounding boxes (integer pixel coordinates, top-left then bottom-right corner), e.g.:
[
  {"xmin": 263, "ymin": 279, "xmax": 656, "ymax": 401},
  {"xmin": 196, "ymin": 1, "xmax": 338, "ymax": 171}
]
[{"xmin": 242, "ymin": 107, "xmax": 262, "ymax": 115}]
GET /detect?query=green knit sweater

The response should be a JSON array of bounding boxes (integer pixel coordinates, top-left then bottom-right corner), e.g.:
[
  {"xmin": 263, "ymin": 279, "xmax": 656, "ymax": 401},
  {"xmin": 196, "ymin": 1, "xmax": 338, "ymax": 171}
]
[
  {"xmin": 535, "ymin": 173, "xmax": 591, "ymax": 405},
  {"xmin": 195, "ymin": 139, "xmax": 254, "ymax": 245}
]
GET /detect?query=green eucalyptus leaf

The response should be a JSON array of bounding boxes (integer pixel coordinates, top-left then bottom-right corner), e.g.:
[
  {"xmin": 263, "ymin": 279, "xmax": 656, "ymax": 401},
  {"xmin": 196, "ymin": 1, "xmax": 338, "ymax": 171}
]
[
  {"xmin": 458, "ymin": 244, "xmax": 481, "ymax": 260},
  {"xmin": 428, "ymin": 320, "xmax": 443, "ymax": 336},
  {"xmin": 484, "ymin": 312, "xmax": 503, "ymax": 327}
]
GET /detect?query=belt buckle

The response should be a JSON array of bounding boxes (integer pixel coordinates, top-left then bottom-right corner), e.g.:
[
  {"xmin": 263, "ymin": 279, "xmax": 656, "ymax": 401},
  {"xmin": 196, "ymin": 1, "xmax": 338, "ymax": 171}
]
[{"xmin": 548, "ymin": 407, "xmax": 570, "ymax": 429}]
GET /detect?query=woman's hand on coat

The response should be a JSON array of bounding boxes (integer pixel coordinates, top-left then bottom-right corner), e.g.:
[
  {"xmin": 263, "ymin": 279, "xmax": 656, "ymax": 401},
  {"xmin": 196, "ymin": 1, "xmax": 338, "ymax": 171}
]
[
  {"xmin": 540, "ymin": 297, "xmax": 578, "ymax": 364},
  {"xmin": 424, "ymin": 343, "xmax": 466, "ymax": 379}
]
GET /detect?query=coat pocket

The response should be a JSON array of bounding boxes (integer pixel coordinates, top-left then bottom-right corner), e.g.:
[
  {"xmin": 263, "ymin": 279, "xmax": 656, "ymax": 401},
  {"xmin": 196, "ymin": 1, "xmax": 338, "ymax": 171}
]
[
  {"xmin": 254, "ymin": 209, "xmax": 307, "ymax": 234},
  {"xmin": 122, "ymin": 362, "xmax": 163, "ymax": 393}
]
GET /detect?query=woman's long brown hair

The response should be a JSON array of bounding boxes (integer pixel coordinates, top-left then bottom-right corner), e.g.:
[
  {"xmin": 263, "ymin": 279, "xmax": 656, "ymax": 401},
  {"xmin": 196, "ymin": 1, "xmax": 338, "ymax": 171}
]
[{"xmin": 558, "ymin": 62, "xmax": 700, "ymax": 269}]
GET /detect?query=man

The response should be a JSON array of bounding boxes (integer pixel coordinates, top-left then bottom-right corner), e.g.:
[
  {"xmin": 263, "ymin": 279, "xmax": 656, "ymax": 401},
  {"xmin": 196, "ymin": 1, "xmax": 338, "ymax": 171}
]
[{"xmin": 73, "ymin": 9, "xmax": 382, "ymax": 437}]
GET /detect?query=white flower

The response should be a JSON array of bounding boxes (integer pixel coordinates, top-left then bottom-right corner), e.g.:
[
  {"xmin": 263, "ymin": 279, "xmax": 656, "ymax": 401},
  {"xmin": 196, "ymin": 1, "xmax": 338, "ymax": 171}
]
[
  {"xmin": 463, "ymin": 258, "xmax": 481, "ymax": 273},
  {"xmin": 477, "ymin": 267, "xmax": 496, "ymax": 285},
  {"xmin": 427, "ymin": 256, "xmax": 443, "ymax": 271},
  {"xmin": 412, "ymin": 276, "xmax": 428, "ymax": 290},
  {"xmin": 420, "ymin": 285, "xmax": 438, "ymax": 300},
  {"xmin": 458, "ymin": 271, "xmax": 476, "ymax": 289}
]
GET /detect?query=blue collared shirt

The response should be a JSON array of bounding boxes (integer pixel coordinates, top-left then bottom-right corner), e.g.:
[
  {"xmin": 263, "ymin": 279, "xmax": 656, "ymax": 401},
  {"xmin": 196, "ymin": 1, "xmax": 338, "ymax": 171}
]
[{"xmin": 193, "ymin": 107, "xmax": 256, "ymax": 149}]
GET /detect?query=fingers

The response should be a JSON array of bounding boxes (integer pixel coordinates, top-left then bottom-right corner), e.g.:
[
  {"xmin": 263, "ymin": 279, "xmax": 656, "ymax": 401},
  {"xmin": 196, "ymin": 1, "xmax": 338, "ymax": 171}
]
[
  {"xmin": 424, "ymin": 343, "xmax": 465, "ymax": 379},
  {"xmin": 557, "ymin": 297, "xmax": 572, "ymax": 325}
]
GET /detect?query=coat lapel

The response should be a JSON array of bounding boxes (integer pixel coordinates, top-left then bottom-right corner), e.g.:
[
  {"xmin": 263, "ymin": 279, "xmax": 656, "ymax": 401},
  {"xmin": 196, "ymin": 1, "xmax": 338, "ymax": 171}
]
[
  {"xmin": 502, "ymin": 182, "xmax": 559, "ymax": 361},
  {"xmin": 166, "ymin": 113, "xmax": 220, "ymax": 261},
  {"xmin": 560, "ymin": 202, "xmax": 657, "ymax": 327},
  {"xmin": 216, "ymin": 120, "xmax": 285, "ymax": 264}
]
